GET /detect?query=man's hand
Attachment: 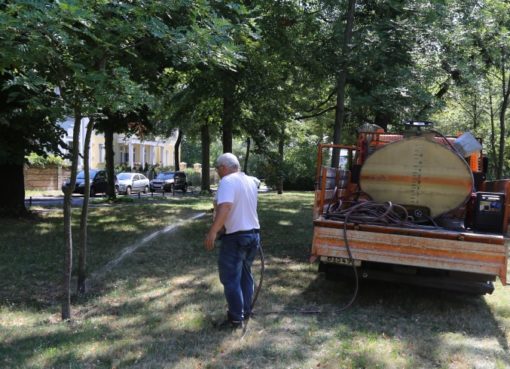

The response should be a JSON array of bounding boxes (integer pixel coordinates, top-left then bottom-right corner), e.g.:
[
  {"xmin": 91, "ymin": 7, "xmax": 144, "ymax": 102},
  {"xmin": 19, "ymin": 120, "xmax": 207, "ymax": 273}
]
[
  {"xmin": 203, "ymin": 202, "xmax": 232, "ymax": 252},
  {"xmin": 204, "ymin": 229, "xmax": 217, "ymax": 251}
]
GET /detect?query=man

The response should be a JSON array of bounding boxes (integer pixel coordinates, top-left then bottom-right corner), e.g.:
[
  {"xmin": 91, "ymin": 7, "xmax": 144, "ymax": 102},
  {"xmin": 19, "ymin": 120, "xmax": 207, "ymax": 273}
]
[{"xmin": 204, "ymin": 153, "xmax": 260, "ymax": 330}]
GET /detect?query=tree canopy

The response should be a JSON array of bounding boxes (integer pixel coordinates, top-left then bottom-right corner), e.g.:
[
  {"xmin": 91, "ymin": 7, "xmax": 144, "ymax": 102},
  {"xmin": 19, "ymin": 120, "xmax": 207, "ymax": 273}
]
[{"xmin": 2, "ymin": 0, "xmax": 510, "ymax": 200}]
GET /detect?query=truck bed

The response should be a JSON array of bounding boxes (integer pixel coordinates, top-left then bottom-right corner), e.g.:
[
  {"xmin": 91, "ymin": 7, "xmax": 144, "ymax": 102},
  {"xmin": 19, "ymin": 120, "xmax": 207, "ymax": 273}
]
[{"xmin": 311, "ymin": 218, "xmax": 508, "ymax": 285}]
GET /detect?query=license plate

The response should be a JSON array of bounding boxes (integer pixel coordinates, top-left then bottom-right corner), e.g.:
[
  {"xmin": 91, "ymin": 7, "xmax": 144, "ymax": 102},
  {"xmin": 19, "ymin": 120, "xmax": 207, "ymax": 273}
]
[{"xmin": 320, "ymin": 256, "xmax": 361, "ymax": 266}]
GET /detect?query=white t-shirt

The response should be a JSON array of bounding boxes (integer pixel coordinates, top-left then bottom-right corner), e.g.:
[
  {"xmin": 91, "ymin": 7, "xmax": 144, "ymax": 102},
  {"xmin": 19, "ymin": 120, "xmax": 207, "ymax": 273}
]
[{"xmin": 216, "ymin": 171, "xmax": 260, "ymax": 234}]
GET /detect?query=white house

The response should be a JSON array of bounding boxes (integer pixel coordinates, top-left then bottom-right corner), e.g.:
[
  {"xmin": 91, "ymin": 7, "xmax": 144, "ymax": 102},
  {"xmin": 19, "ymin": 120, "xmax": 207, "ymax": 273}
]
[{"xmin": 60, "ymin": 117, "xmax": 179, "ymax": 170}]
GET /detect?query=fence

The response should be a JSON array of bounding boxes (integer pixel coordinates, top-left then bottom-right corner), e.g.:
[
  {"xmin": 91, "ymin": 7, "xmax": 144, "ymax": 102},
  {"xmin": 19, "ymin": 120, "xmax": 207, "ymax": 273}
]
[{"xmin": 24, "ymin": 166, "xmax": 70, "ymax": 191}]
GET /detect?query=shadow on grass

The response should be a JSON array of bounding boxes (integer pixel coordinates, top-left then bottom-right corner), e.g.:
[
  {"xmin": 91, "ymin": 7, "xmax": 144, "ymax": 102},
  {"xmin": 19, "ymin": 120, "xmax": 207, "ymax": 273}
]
[
  {"xmin": 2, "ymin": 192, "xmax": 509, "ymax": 368},
  {"xmin": 0, "ymin": 195, "xmax": 213, "ymax": 308},
  {"xmin": 285, "ymin": 274, "xmax": 510, "ymax": 368}
]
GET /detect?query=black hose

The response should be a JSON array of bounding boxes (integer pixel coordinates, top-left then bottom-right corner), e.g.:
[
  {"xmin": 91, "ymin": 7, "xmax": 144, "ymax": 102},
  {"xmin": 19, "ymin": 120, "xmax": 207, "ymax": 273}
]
[
  {"xmin": 242, "ymin": 200, "xmax": 439, "ymax": 327},
  {"xmin": 241, "ymin": 241, "xmax": 265, "ymax": 337},
  {"xmin": 336, "ymin": 211, "xmax": 359, "ymax": 312},
  {"xmin": 323, "ymin": 200, "xmax": 444, "ymax": 313},
  {"xmin": 251, "ymin": 242, "xmax": 265, "ymax": 309}
]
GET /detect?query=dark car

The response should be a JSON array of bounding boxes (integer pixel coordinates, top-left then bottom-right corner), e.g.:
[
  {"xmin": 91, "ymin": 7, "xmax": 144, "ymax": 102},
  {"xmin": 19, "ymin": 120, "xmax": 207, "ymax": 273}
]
[
  {"xmin": 62, "ymin": 169, "xmax": 118, "ymax": 197},
  {"xmin": 149, "ymin": 171, "xmax": 187, "ymax": 193}
]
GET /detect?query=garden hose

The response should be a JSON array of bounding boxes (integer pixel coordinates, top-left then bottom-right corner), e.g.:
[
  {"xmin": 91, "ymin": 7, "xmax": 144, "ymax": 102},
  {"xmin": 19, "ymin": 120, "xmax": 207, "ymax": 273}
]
[
  {"xmin": 241, "ymin": 240, "xmax": 265, "ymax": 337},
  {"xmin": 243, "ymin": 202, "xmax": 447, "ymax": 321},
  {"xmin": 250, "ymin": 241, "xmax": 265, "ymax": 309},
  {"xmin": 241, "ymin": 229, "xmax": 354, "ymax": 334}
]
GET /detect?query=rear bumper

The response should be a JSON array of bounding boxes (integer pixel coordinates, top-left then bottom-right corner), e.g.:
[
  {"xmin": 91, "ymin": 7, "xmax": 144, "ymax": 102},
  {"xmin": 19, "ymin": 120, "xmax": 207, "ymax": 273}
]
[
  {"xmin": 61, "ymin": 185, "xmax": 85, "ymax": 194},
  {"xmin": 311, "ymin": 219, "xmax": 508, "ymax": 285}
]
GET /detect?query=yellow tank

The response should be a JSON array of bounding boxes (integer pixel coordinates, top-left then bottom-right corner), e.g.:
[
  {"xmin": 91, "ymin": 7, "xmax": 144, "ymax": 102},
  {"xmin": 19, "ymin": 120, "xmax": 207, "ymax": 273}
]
[{"xmin": 359, "ymin": 135, "xmax": 473, "ymax": 217}]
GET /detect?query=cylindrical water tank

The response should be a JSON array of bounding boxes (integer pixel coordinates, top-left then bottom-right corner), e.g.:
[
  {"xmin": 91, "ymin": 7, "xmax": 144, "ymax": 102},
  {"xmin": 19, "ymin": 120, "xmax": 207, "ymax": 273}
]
[{"xmin": 359, "ymin": 135, "xmax": 473, "ymax": 217}]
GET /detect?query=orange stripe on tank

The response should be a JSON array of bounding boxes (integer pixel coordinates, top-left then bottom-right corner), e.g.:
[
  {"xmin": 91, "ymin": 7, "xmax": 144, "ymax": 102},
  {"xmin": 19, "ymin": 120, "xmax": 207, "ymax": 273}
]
[{"xmin": 360, "ymin": 174, "xmax": 472, "ymax": 187}]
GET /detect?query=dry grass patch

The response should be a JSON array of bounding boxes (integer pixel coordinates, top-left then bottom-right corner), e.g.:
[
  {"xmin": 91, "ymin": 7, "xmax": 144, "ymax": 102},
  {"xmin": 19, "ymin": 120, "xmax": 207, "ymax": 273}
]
[{"xmin": 1, "ymin": 192, "xmax": 510, "ymax": 369}]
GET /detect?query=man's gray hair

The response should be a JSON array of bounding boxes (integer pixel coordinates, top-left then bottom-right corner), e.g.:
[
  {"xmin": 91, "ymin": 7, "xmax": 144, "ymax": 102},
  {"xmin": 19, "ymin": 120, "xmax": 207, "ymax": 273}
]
[{"xmin": 216, "ymin": 153, "xmax": 240, "ymax": 170}]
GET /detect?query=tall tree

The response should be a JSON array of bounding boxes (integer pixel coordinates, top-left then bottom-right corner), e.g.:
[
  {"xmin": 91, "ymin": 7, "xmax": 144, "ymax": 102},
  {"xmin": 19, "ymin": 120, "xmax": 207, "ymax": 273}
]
[
  {"xmin": 61, "ymin": 112, "xmax": 82, "ymax": 320},
  {"xmin": 0, "ymin": 74, "xmax": 63, "ymax": 216},
  {"xmin": 0, "ymin": 1, "xmax": 65, "ymax": 216},
  {"xmin": 201, "ymin": 123, "xmax": 211, "ymax": 192},
  {"xmin": 331, "ymin": 0, "xmax": 356, "ymax": 167},
  {"xmin": 430, "ymin": 0, "xmax": 510, "ymax": 178},
  {"xmin": 77, "ymin": 118, "xmax": 95, "ymax": 294},
  {"xmin": 174, "ymin": 129, "xmax": 183, "ymax": 171}
]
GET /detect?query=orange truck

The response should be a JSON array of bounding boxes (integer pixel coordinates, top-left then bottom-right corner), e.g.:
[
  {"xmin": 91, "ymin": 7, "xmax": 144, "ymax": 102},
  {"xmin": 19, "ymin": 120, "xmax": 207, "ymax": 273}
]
[{"xmin": 311, "ymin": 123, "xmax": 510, "ymax": 294}]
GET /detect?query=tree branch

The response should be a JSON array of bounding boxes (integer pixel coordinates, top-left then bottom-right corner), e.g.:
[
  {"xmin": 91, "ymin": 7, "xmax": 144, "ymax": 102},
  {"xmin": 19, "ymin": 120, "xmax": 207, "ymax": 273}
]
[
  {"xmin": 295, "ymin": 105, "xmax": 336, "ymax": 120},
  {"xmin": 304, "ymin": 89, "xmax": 336, "ymax": 113}
]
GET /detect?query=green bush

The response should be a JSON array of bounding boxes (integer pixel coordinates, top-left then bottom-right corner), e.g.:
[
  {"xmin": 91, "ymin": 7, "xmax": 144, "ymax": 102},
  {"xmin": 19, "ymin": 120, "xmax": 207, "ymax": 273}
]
[
  {"xmin": 251, "ymin": 140, "xmax": 317, "ymax": 191},
  {"xmin": 26, "ymin": 153, "xmax": 65, "ymax": 168},
  {"xmin": 115, "ymin": 163, "xmax": 132, "ymax": 173},
  {"xmin": 183, "ymin": 168, "xmax": 201, "ymax": 186}
]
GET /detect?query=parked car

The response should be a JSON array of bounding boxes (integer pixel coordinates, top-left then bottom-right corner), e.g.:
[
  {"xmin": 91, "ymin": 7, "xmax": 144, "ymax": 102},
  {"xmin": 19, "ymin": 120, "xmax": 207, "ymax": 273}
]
[
  {"xmin": 249, "ymin": 176, "xmax": 261, "ymax": 189},
  {"xmin": 61, "ymin": 169, "xmax": 118, "ymax": 197},
  {"xmin": 117, "ymin": 172, "xmax": 150, "ymax": 195},
  {"xmin": 150, "ymin": 171, "xmax": 187, "ymax": 193}
]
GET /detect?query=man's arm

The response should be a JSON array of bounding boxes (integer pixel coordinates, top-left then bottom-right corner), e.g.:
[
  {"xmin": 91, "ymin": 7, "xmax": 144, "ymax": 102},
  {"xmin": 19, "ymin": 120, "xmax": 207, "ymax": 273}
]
[{"xmin": 204, "ymin": 202, "xmax": 232, "ymax": 251}]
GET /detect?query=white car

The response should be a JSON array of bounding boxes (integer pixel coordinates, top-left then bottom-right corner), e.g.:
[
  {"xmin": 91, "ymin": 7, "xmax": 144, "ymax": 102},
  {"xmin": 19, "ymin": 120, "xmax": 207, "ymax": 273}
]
[
  {"xmin": 117, "ymin": 172, "xmax": 150, "ymax": 195},
  {"xmin": 249, "ymin": 175, "xmax": 261, "ymax": 189}
]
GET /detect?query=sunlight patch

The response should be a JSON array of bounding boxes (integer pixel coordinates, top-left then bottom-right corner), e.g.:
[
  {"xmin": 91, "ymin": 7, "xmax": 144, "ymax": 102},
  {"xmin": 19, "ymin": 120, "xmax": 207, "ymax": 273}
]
[
  {"xmin": 438, "ymin": 333, "xmax": 505, "ymax": 368},
  {"xmin": 278, "ymin": 220, "xmax": 293, "ymax": 226},
  {"xmin": 0, "ymin": 308, "xmax": 42, "ymax": 327}
]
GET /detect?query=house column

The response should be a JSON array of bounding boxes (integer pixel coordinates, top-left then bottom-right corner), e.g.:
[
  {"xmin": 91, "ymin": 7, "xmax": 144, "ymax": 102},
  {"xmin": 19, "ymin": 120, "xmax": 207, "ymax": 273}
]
[
  {"xmin": 78, "ymin": 118, "xmax": 86, "ymax": 169},
  {"xmin": 128, "ymin": 142, "xmax": 134, "ymax": 169},
  {"xmin": 161, "ymin": 144, "xmax": 166, "ymax": 166},
  {"xmin": 150, "ymin": 145, "xmax": 155, "ymax": 165},
  {"xmin": 140, "ymin": 143, "xmax": 145, "ymax": 168}
]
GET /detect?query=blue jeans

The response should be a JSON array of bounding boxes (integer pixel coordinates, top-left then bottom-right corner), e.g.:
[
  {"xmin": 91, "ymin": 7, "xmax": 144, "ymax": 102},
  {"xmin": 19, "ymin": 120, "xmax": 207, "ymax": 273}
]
[{"xmin": 218, "ymin": 232, "xmax": 260, "ymax": 322}]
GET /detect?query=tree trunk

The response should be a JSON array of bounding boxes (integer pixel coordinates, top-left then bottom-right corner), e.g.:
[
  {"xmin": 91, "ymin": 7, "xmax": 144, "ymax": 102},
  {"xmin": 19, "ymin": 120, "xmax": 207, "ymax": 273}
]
[
  {"xmin": 473, "ymin": 94, "xmax": 478, "ymax": 129},
  {"xmin": 331, "ymin": 0, "xmax": 356, "ymax": 167},
  {"xmin": 243, "ymin": 137, "xmax": 251, "ymax": 174},
  {"xmin": 174, "ymin": 129, "xmax": 183, "ymax": 171},
  {"xmin": 498, "ymin": 111, "xmax": 506, "ymax": 180},
  {"xmin": 62, "ymin": 111, "xmax": 82, "ymax": 321},
  {"xmin": 374, "ymin": 111, "xmax": 392, "ymax": 131},
  {"xmin": 488, "ymin": 85, "xmax": 498, "ymax": 178},
  {"xmin": 104, "ymin": 124, "xmax": 116, "ymax": 199},
  {"xmin": 222, "ymin": 72, "xmax": 235, "ymax": 153},
  {"xmin": 0, "ymin": 160, "xmax": 27, "ymax": 217},
  {"xmin": 201, "ymin": 123, "xmax": 211, "ymax": 192},
  {"xmin": 77, "ymin": 118, "xmax": 94, "ymax": 295},
  {"xmin": 277, "ymin": 126, "xmax": 284, "ymax": 195},
  {"xmin": 497, "ymin": 53, "xmax": 510, "ymax": 179}
]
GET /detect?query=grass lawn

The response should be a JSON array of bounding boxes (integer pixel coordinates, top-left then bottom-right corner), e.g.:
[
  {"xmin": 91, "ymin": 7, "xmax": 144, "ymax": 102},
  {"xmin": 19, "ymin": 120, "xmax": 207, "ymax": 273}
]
[{"xmin": 1, "ymin": 191, "xmax": 510, "ymax": 369}]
